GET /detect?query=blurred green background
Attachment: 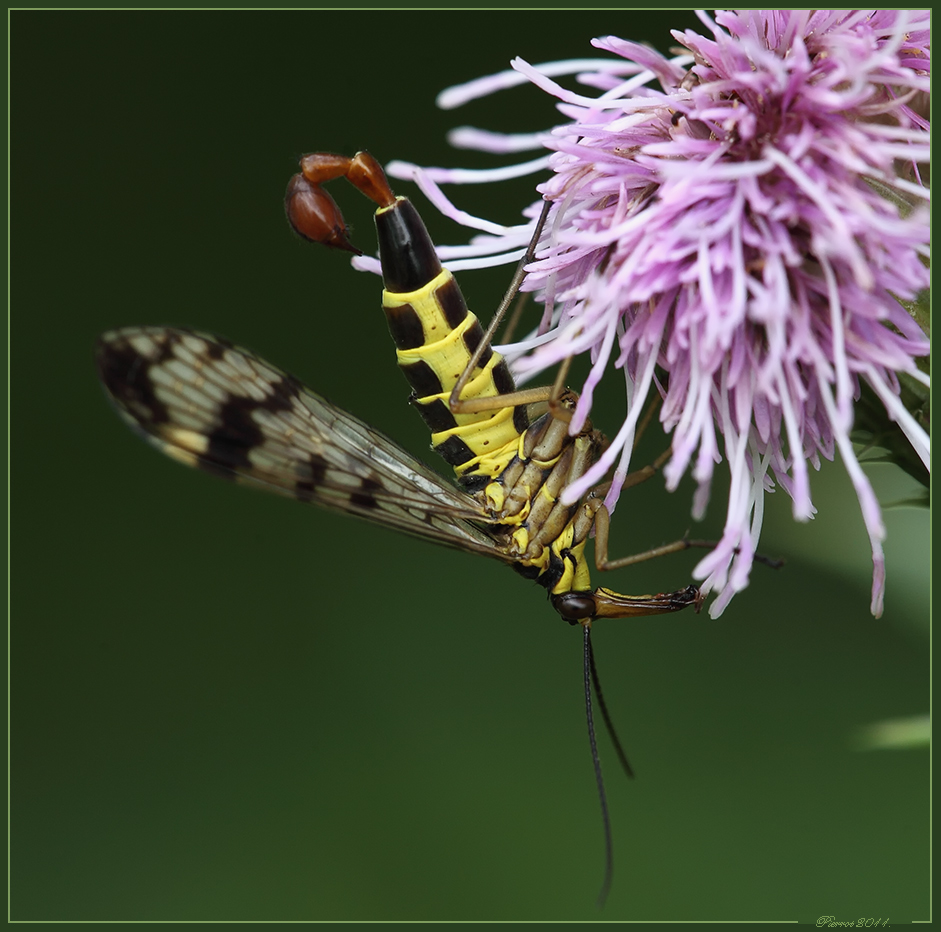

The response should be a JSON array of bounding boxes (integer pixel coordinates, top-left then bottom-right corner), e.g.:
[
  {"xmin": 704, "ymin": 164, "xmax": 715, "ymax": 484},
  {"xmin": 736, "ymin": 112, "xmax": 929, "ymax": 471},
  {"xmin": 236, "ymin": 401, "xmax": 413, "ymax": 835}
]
[{"xmin": 12, "ymin": 10, "xmax": 928, "ymax": 922}]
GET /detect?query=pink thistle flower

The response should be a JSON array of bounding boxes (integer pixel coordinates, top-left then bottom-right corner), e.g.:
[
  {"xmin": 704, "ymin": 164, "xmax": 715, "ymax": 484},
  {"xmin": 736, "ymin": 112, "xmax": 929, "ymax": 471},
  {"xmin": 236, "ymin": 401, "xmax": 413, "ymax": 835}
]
[{"xmin": 370, "ymin": 10, "xmax": 930, "ymax": 618}]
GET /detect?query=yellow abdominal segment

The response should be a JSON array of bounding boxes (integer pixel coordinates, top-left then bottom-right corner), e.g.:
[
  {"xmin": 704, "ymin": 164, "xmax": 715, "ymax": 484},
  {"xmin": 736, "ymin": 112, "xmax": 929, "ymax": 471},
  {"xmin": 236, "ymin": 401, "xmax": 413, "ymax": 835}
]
[{"xmin": 383, "ymin": 269, "xmax": 524, "ymax": 481}]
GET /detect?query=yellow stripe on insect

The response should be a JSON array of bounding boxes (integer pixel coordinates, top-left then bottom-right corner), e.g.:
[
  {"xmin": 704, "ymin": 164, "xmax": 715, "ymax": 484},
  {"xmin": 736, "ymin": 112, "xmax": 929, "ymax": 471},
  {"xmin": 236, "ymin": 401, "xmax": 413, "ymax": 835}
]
[
  {"xmin": 412, "ymin": 355, "xmax": 509, "ymax": 425},
  {"xmin": 485, "ymin": 481, "xmax": 505, "ymax": 512},
  {"xmin": 394, "ymin": 318, "xmax": 479, "ymax": 376},
  {"xmin": 430, "ymin": 404, "xmax": 518, "ymax": 458},
  {"xmin": 552, "ymin": 534, "xmax": 591, "ymax": 595},
  {"xmin": 382, "ymin": 269, "xmax": 458, "ymax": 346}
]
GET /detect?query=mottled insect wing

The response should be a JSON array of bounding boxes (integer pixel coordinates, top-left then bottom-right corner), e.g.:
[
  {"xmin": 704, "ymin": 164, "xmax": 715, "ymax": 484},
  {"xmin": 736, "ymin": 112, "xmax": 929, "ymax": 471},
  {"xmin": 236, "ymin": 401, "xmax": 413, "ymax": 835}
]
[{"xmin": 96, "ymin": 326, "xmax": 505, "ymax": 556}]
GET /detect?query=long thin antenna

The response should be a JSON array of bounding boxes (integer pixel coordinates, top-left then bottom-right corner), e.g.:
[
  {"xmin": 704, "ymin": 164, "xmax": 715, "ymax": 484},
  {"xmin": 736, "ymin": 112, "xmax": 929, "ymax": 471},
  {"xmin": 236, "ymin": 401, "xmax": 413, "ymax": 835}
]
[
  {"xmin": 587, "ymin": 632, "xmax": 635, "ymax": 780},
  {"xmin": 583, "ymin": 623, "xmax": 613, "ymax": 909}
]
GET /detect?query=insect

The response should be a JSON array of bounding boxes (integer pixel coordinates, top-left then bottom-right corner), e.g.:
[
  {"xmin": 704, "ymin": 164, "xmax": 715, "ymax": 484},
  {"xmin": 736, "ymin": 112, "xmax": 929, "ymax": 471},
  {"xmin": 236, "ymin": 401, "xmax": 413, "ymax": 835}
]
[{"xmin": 97, "ymin": 150, "xmax": 702, "ymax": 904}]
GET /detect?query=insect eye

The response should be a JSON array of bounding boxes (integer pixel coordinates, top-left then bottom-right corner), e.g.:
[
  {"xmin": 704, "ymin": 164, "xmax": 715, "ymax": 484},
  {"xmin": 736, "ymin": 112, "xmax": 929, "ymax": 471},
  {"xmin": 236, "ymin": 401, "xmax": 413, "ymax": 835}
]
[{"xmin": 551, "ymin": 593, "xmax": 597, "ymax": 624}]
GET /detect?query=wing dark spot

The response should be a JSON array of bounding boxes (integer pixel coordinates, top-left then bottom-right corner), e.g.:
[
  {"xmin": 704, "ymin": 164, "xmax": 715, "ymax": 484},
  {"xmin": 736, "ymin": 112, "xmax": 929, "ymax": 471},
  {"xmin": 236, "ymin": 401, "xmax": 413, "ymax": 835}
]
[
  {"xmin": 96, "ymin": 337, "xmax": 170, "ymax": 425},
  {"xmin": 349, "ymin": 477, "xmax": 381, "ymax": 509},
  {"xmin": 203, "ymin": 391, "xmax": 291, "ymax": 472},
  {"xmin": 153, "ymin": 333, "xmax": 180, "ymax": 365},
  {"xmin": 295, "ymin": 457, "xmax": 327, "ymax": 502},
  {"xmin": 205, "ymin": 339, "xmax": 227, "ymax": 360}
]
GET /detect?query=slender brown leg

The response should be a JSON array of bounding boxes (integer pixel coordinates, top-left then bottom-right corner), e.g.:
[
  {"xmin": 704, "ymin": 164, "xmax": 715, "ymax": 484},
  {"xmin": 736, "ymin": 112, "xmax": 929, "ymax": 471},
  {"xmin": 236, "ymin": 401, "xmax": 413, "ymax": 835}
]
[
  {"xmin": 592, "ymin": 502, "xmax": 784, "ymax": 572},
  {"xmin": 498, "ymin": 290, "xmax": 530, "ymax": 346},
  {"xmin": 447, "ymin": 199, "xmax": 553, "ymax": 415},
  {"xmin": 592, "ymin": 503, "xmax": 709, "ymax": 571},
  {"xmin": 632, "ymin": 395, "xmax": 662, "ymax": 452}
]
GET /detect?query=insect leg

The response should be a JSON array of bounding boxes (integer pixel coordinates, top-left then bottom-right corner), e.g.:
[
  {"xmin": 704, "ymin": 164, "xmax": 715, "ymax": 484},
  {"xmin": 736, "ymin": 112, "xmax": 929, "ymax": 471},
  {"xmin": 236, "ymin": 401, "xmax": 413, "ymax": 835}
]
[
  {"xmin": 593, "ymin": 504, "xmax": 705, "ymax": 571},
  {"xmin": 591, "ymin": 501, "xmax": 784, "ymax": 572},
  {"xmin": 446, "ymin": 199, "xmax": 577, "ymax": 422},
  {"xmin": 498, "ymin": 288, "xmax": 531, "ymax": 346}
]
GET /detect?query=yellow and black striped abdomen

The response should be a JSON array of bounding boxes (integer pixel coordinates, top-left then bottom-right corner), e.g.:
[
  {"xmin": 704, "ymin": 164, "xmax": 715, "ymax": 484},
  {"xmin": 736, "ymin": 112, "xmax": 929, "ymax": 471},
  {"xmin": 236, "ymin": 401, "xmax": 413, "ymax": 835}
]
[{"xmin": 375, "ymin": 197, "xmax": 529, "ymax": 487}]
